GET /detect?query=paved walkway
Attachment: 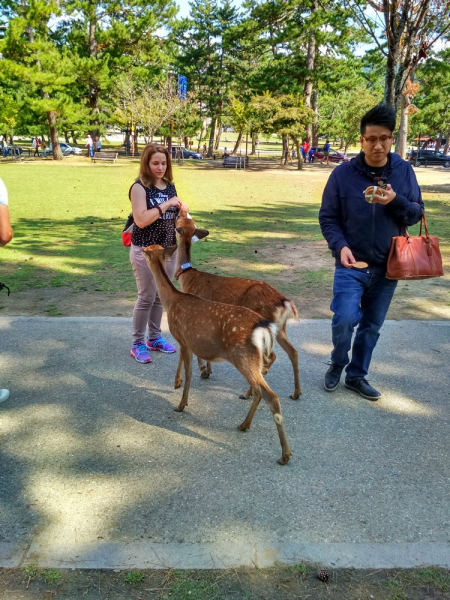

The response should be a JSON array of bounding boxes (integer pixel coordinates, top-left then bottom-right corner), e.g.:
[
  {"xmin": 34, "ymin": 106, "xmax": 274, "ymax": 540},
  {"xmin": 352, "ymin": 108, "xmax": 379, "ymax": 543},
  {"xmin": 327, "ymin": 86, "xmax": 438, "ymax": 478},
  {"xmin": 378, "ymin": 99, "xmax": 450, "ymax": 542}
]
[{"xmin": 1, "ymin": 317, "xmax": 449, "ymax": 570}]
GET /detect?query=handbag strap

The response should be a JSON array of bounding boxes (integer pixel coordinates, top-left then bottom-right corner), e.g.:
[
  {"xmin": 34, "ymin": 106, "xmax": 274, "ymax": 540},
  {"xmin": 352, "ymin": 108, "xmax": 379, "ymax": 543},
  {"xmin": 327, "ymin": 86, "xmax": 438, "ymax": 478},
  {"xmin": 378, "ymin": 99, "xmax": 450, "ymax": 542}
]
[
  {"xmin": 405, "ymin": 211, "xmax": 428, "ymax": 240},
  {"xmin": 419, "ymin": 212, "xmax": 429, "ymax": 237}
]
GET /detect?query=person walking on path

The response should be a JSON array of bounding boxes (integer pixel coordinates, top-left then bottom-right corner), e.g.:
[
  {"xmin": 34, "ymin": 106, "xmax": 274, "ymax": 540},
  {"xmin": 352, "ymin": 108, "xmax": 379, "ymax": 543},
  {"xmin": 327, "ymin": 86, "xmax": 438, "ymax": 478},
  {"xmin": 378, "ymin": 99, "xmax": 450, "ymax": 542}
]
[
  {"xmin": 85, "ymin": 134, "xmax": 94, "ymax": 158},
  {"xmin": 41, "ymin": 139, "xmax": 47, "ymax": 157},
  {"xmin": 0, "ymin": 177, "xmax": 13, "ymax": 404},
  {"xmin": 129, "ymin": 144, "xmax": 190, "ymax": 364},
  {"xmin": 319, "ymin": 104, "xmax": 424, "ymax": 400},
  {"xmin": 33, "ymin": 136, "xmax": 40, "ymax": 157},
  {"xmin": 321, "ymin": 140, "xmax": 330, "ymax": 164}
]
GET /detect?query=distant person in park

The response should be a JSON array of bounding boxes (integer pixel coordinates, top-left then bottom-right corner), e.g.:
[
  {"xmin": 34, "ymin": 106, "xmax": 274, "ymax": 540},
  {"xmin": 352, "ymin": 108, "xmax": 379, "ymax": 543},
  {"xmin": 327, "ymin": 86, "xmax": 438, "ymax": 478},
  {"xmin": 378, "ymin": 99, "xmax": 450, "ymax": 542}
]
[
  {"xmin": 85, "ymin": 134, "xmax": 94, "ymax": 157},
  {"xmin": 1, "ymin": 137, "xmax": 8, "ymax": 157},
  {"xmin": 41, "ymin": 139, "xmax": 47, "ymax": 157},
  {"xmin": 319, "ymin": 104, "xmax": 424, "ymax": 400},
  {"xmin": 301, "ymin": 140, "xmax": 310, "ymax": 161},
  {"xmin": 202, "ymin": 144, "xmax": 207, "ymax": 155},
  {"xmin": 0, "ymin": 177, "xmax": 13, "ymax": 404},
  {"xmin": 96, "ymin": 137, "xmax": 102, "ymax": 151},
  {"xmin": 33, "ymin": 136, "xmax": 40, "ymax": 157},
  {"xmin": 308, "ymin": 146, "xmax": 315, "ymax": 163},
  {"xmin": 321, "ymin": 139, "xmax": 330, "ymax": 164},
  {"xmin": 128, "ymin": 144, "xmax": 190, "ymax": 364}
]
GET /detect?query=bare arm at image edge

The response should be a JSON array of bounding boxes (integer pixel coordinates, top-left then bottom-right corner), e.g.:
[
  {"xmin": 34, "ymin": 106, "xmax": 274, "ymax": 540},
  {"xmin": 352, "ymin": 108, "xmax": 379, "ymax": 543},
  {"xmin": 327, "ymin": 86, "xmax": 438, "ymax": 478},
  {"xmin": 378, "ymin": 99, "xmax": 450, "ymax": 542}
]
[{"xmin": 0, "ymin": 180, "xmax": 13, "ymax": 246}]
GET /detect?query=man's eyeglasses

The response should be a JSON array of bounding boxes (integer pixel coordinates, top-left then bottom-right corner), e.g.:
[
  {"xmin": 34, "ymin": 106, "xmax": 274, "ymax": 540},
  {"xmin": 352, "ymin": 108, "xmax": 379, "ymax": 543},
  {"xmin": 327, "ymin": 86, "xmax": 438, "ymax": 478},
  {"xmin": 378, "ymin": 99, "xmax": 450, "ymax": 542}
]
[{"xmin": 362, "ymin": 135, "xmax": 393, "ymax": 145}]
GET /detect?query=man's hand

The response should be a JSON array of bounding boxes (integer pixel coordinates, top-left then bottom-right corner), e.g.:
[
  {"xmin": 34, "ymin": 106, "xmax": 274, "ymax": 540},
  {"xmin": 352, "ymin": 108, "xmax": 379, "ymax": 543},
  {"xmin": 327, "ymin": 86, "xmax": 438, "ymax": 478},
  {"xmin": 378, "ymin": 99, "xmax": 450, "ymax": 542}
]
[
  {"xmin": 373, "ymin": 184, "xmax": 396, "ymax": 205},
  {"xmin": 340, "ymin": 246, "xmax": 356, "ymax": 268}
]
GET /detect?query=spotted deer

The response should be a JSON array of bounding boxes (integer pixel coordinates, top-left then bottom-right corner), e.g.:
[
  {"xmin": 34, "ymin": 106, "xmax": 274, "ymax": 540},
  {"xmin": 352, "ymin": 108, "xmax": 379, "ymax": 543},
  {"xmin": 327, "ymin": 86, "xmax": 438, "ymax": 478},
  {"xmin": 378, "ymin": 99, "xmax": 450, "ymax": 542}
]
[
  {"xmin": 142, "ymin": 244, "xmax": 292, "ymax": 465},
  {"xmin": 174, "ymin": 212, "xmax": 301, "ymax": 400}
]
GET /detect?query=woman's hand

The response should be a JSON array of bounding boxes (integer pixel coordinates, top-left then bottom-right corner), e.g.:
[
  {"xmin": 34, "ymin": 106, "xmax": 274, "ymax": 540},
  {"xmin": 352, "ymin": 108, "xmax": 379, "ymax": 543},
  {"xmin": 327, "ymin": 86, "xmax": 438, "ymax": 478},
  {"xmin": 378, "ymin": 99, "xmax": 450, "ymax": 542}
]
[
  {"xmin": 167, "ymin": 196, "xmax": 182, "ymax": 209},
  {"xmin": 179, "ymin": 201, "xmax": 190, "ymax": 213}
]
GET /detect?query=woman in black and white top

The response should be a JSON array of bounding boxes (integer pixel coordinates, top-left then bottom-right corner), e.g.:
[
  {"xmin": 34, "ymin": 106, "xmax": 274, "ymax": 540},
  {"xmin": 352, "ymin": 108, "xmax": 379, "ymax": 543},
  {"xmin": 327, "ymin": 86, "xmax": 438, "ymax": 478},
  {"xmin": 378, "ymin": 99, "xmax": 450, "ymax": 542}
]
[{"xmin": 129, "ymin": 144, "xmax": 189, "ymax": 364}]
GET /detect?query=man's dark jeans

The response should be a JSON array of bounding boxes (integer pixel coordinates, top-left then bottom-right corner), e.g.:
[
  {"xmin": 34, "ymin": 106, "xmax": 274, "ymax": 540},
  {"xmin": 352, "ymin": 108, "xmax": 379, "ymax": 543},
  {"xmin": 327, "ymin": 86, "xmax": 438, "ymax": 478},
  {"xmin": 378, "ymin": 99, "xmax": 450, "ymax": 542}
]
[{"xmin": 330, "ymin": 266, "xmax": 397, "ymax": 380}]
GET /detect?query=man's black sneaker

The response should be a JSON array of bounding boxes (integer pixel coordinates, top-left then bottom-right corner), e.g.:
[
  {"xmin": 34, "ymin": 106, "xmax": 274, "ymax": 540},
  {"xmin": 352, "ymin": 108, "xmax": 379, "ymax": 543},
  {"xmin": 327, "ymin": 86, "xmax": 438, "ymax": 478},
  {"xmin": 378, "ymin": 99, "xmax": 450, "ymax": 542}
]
[
  {"xmin": 345, "ymin": 378, "xmax": 381, "ymax": 401},
  {"xmin": 324, "ymin": 363, "xmax": 344, "ymax": 392}
]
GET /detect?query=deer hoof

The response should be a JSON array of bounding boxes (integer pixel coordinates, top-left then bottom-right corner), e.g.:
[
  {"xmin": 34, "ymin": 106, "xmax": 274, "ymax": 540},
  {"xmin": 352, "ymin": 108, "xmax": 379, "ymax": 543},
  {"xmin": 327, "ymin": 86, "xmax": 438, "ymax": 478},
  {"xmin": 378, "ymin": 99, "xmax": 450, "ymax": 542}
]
[
  {"xmin": 277, "ymin": 452, "xmax": 292, "ymax": 465},
  {"xmin": 290, "ymin": 391, "xmax": 301, "ymax": 400},
  {"xmin": 174, "ymin": 406, "xmax": 185, "ymax": 412},
  {"xmin": 174, "ymin": 380, "xmax": 182, "ymax": 389},
  {"xmin": 239, "ymin": 393, "xmax": 250, "ymax": 400},
  {"xmin": 237, "ymin": 423, "xmax": 250, "ymax": 432},
  {"xmin": 200, "ymin": 370, "xmax": 211, "ymax": 380}
]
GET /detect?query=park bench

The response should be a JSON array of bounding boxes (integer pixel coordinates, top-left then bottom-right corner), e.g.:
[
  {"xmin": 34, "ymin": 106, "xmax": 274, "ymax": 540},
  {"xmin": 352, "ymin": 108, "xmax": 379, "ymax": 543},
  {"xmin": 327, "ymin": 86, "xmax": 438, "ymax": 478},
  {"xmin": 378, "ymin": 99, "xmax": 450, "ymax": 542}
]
[
  {"xmin": 92, "ymin": 151, "xmax": 118, "ymax": 163},
  {"xmin": 222, "ymin": 155, "xmax": 249, "ymax": 168}
]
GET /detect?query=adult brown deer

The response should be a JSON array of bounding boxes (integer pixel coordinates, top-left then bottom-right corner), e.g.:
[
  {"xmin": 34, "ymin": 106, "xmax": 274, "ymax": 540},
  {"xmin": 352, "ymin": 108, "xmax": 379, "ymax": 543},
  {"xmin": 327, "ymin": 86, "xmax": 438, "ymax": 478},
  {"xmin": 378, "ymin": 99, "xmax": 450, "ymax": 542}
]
[
  {"xmin": 142, "ymin": 244, "xmax": 292, "ymax": 465},
  {"xmin": 174, "ymin": 213, "xmax": 301, "ymax": 400}
]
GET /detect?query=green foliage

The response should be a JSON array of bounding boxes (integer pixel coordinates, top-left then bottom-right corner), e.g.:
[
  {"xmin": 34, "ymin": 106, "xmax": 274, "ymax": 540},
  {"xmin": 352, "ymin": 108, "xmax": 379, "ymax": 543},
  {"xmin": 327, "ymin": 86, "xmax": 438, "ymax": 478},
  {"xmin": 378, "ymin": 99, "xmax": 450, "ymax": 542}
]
[
  {"xmin": 44, "ymin": 569, "xmax": 61, "ymax": 583},
  {"xmin": 124, "ymin": 570, "xmax": 145, "ymax": 584}
]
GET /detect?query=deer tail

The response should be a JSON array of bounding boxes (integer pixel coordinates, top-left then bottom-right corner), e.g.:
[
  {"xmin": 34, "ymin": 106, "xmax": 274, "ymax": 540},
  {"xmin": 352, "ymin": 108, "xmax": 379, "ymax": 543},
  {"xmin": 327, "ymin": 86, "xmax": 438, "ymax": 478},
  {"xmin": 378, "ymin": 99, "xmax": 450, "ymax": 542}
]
[
  {"xmin": 252, "ymin": 320, "xmax": 278, "ymax": 358},
  {"xmin": 273, "ymin": 299, "xmax": 299, "ymax": 328}
]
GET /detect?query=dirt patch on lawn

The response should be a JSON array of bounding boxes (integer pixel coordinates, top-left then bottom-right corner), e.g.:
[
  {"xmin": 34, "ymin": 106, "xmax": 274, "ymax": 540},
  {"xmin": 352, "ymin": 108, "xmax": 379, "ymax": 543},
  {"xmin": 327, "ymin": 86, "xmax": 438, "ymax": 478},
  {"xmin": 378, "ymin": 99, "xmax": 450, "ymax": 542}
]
[{"xmin": 1, "ymin": 239, "xmax": 448, "ymax": 320}]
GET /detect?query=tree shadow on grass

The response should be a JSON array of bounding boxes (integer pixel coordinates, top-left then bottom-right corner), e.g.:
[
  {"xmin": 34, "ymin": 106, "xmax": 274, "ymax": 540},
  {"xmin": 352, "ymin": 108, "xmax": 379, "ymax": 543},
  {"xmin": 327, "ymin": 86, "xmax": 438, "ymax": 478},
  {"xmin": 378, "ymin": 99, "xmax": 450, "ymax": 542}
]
[{"xmin": 1, "ymin": 202, "xmax": 323, "ymax": 292}]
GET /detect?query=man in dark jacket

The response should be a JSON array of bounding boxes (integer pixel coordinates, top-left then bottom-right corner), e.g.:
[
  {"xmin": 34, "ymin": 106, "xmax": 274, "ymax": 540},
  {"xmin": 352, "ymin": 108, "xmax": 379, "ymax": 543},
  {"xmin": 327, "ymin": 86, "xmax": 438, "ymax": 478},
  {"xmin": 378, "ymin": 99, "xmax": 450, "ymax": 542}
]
[{"xmin": 319, "ymin": 104, "xmax": 424, "ymax": 400}]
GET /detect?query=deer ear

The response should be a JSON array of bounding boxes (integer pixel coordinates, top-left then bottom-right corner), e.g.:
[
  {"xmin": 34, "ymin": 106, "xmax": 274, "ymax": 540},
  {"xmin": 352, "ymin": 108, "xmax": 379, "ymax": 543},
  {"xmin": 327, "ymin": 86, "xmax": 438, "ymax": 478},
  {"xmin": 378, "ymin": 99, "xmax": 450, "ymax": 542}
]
[
  {"xmin": 194, "ymin": 228, "xmax": 209, "ymax": 240},
  {"xmin": 175, "ymin": 226, "xmax": 184, "ymax": 235},
  {"xmin": 164, "ymin": 245, "xmax": 178, "ymax": 259}
]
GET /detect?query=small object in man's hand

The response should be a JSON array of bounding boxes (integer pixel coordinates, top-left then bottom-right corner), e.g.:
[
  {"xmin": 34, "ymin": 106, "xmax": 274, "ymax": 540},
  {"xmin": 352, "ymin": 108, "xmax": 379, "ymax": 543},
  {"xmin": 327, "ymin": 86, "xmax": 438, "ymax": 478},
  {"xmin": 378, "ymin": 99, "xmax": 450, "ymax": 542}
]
[
  {"xmin": 352, "ymin": 261, "xmax": 369, "ymax": 269},
  {"xmin": 364, "ymin": 186, "xmax": 384, "ymax": 203}
]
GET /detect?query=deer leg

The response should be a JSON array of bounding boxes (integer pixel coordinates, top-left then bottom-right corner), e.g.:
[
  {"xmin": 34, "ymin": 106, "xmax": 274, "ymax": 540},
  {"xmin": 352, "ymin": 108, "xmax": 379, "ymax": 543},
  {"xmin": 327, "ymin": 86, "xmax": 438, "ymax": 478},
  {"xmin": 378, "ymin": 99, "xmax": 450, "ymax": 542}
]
[
  {"xmin": 259, "ymin": 379, "xmax": 292, "ymax": 465},
  {"xmin": 238, "ymin": 387, "xmax": 262, "ymax": 429},
  {"xmin": 174, "ymin": 353, "xmax": 184, "ymax": 389},
  {"xmin": 277, "ymin": 325, "xmax": 301, "ymax": 400},
  {"xmin": 199, "ymin": 358, "xmax": 212, "ymax": 380},
  {"xmin": 239, "ymin": 351, "xmax": 276, "ymax": 400},
  {"xmin": 175, "ymin": 347, "xmax": 193, "ymax": 412},
  {"xmin": 236, "ymin": 362, "xmax": 292, "ymax": 465}
]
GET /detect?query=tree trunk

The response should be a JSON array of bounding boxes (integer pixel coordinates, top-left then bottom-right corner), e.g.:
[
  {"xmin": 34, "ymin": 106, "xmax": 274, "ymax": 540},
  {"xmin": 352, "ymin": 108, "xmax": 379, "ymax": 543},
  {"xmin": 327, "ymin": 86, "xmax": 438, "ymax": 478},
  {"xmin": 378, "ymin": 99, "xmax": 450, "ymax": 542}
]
[
  {"xmin": 395, "ymin": 93, "xmax": 409, "ymax": 159},
  {"xmin": 437, "ymin": 130, "xmax": 443, "ymax": 150},
  {"xmin": 64, "ymin": 131, "xmax": 70, "ymax": 143},
  {"xmin": 214, "ymin": 124, "xmax": 221, "ymax": 150},
  {"xmin": 282, "ymin": 135, "xmax": 288, "ymax": 164},
  {"xmin": 88, "ymin": 13, "xmax": 100, "ymax": 139},
  {"xmin": 384, "ymin": 52, "xmax": 397, "ymax": 110},
  {"xmin": 71, "ymin": 130, "xmax": 78, "ymax": 145},
  {"xmin": 296, "ymin": 140, "xmax": 302, "ymax": 170},
  {"xmin": 312, "ymin": 90, "xmax": 319, "ymax": 146},
  {"xmin": 250, "ymin": 133, "xmax": 257, "ymax": 155},
  {"xmin": 48, "ymin": 111, "xmax": 64, "ymax": 160},
  {"xmin": 444, "ymin": 127, "xmax": 450, "ymax": 155},
  {"xmin": 339, "ymin": 137, "xmax": 344, "ymax": 150},
  {"xmin": 231, "ymin": 131, "xmax": 242, "ymax": 155},
  {"xmin": 207, "ymin": 116, "xmax": 216, "ymax": 157},
  {"xmin": 304, "ymin": 0, "xmax": 317, "ymax": 142},
  {"xmin": 197, "ymin": 122, "xmax": 204, "ymax": 152}
]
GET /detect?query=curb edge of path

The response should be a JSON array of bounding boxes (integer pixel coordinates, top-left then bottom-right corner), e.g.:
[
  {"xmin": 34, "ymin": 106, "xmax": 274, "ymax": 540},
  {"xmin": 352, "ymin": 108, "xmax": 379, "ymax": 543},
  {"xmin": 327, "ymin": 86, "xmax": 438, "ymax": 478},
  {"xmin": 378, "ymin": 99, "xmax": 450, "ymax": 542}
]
[{"xmin": 2, "ymin": 541, "xmax": 450, "ymax": 570}]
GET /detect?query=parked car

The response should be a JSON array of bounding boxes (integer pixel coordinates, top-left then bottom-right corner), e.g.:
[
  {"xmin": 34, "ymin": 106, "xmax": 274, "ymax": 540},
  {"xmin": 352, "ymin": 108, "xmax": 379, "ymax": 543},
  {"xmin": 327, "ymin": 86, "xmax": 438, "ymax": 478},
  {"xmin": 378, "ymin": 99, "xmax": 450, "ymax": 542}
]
[
  {"xmin": 408, "ymin": 149, "xmax": 450, "ymax": 167},
  {"xmin": 169, "ymin": 145, "xmax": 203, "ymax": 160},
  {"xmin": 48, "ymin": 142, "xmax": 83, "ymax": 155},
  {"xmin": 311, "ymin": 148, "xmax": 349, "ymax": 163}
]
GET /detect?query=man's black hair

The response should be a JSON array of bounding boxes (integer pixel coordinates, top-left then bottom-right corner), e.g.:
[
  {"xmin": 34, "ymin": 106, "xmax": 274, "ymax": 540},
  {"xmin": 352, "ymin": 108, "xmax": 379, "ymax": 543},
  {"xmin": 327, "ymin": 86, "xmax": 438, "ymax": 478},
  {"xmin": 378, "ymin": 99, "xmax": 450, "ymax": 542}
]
[{"xmin": 360, "ymin": 104, "xmax": 396, "ymax": 135}]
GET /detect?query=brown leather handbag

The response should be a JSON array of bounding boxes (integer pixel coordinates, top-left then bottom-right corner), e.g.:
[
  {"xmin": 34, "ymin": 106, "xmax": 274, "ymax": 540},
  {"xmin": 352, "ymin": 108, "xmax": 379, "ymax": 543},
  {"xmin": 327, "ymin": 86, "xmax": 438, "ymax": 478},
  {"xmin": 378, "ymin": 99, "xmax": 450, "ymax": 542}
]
[{"xmin": 386, "ymin": 213, "xmax": 444, "ymax": 280}]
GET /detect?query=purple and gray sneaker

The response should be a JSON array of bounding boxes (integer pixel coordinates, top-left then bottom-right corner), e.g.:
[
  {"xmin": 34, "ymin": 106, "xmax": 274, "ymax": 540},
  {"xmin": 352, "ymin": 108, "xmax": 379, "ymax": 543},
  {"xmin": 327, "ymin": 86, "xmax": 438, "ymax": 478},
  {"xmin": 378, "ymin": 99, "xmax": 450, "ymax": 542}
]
[
  {"xmin": 146, "ymin": 337, "xmax": 177, "ymax": 353},
  {"xmin": 130, "ymin": 342, "xmax": 152, "ymax": 363}
]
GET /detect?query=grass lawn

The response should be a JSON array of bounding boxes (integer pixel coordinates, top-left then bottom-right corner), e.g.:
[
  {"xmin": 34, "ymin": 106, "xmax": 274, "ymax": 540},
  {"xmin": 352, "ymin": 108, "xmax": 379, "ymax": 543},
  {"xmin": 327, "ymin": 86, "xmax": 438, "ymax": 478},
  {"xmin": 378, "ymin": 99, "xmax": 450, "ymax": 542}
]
[
  {"xmin": 0, "ymin": 157, "xmax": 325, "ymax": 292},
  {"xmin": 0, "ymin": 156, "xmax": 449, "ymax": 319}
]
